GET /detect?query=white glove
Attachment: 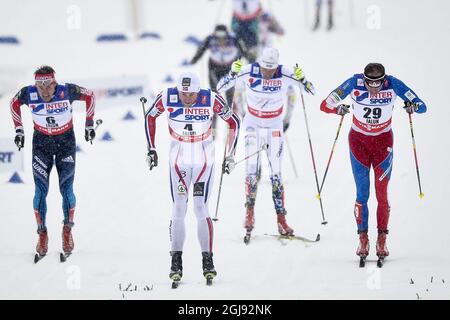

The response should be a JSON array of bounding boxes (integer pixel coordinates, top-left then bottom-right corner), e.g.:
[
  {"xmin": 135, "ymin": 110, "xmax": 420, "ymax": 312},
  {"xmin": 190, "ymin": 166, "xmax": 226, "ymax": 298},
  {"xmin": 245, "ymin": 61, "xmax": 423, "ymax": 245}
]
[{"xmin": 222, "ymin": 155, "xmax": 235, "ymax": 174}]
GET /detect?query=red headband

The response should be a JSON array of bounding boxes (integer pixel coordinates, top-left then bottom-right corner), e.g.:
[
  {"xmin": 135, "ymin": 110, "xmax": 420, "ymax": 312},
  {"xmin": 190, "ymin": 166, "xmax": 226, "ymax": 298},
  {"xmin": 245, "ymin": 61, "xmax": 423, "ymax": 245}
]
[{"xmin": 35, "ymin": 73, "xmax": 55, "ymax": 81}]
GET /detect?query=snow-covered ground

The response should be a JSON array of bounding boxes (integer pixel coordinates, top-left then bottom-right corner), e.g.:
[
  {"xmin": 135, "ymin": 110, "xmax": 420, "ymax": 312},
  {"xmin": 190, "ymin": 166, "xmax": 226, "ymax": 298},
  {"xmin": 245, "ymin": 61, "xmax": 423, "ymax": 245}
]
[{"xmin": 0, "ymin": 0, "xmax": 449, "ymax": 299}]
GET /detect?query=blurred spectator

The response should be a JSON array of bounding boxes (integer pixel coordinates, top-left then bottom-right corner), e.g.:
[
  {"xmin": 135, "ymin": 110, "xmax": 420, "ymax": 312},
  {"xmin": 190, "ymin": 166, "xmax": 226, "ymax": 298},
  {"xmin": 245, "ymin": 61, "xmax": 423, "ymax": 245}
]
[
  {"xmin": 312, "ymin": 0, "xmax": 334, "ymax": 31},
  {"xmin": 259, "ymin": 11, "xmax": 284, "ymax": 49},
  {"xmin": 230, "ymin": 0, "xmax": 262, "ymax": 62}
]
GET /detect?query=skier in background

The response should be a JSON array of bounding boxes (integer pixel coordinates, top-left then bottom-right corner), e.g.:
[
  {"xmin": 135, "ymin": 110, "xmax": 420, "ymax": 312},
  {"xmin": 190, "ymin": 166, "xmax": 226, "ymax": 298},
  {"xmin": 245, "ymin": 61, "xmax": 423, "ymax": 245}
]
[
  {"xmin": 9, "ymin": 65, "xmax": 96, "ymax": 262},
  {"xmin": 312, "ymin": 0, "xmax": 334, "ymax": 31},
  {"xmin": 258, "ymin": 10, "xmax": 285, "ymax": 49},
  {"xmin": 190, "ymin": 24, "xmax": 247, "ymax": 129},
  {"xmin": 320, "ymin": 63, "xmax": 427, "ymax": 265},
  {"xmin": 217, "ymin": 47, "xmax": 315, "ymax": 242},
  {"xmin": 144, "ymin": 72, "xmax": 240, "ymax": 286},
  {"xmin": 230, "ymin": 0, "xmax": 262, "ymax": 63}
]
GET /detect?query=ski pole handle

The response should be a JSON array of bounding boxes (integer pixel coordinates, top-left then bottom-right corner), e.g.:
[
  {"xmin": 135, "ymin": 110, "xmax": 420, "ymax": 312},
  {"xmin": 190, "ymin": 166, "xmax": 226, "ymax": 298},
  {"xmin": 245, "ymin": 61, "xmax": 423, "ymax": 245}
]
[
  {"xmin": 94, "ymin": 119, "xmax": 103, "ymax": 130},
  {"xmin": 140, "ymin": 97, "xmax": 148, "ymax": 118},
  {"xmin": 89, "ymin": 119, "xmax": 103, "ymax": 145}
]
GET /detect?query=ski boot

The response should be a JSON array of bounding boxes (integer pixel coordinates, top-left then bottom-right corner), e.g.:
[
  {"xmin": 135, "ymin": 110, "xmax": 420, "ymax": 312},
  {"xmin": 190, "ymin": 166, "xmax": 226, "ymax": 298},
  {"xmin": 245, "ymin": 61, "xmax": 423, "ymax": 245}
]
[
  {"xmin": 60, "ymin": 224, "xmax": 74, "ymax": 262},
  {"xmin": 202, "ymin": 252, "xmax": 217, "ymax": 286},
  {"xmin": 34, "ymin": 228, "xmax": 48, "ymax": 263},
  {"xmin": 376, "ymin": 230, "xmax": 389, "ymax": 267},
  {"xmin": 356, "ymin": 230, "xmax": 369, "ymax": 267},
  {"xmin": 277, "ymin": 212, "xmax": 294, "ymax": 236},
  {"xmin": 36, "ymin": 228, "xmax": 48, "ymax": 255},
  {"xmin": 170, "ymin": 251, "xmax": 183, "ymax": 288}
]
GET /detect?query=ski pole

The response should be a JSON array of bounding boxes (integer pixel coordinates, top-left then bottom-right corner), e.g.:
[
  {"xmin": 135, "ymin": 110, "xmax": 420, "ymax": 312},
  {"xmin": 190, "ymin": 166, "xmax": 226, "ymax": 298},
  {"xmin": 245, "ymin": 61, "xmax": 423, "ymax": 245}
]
[
  {"xmin": 213, "ymin": 141, "xmax": 228, "ymax": 222},
  {"xmin": 408, "ymin": 113, "xmax": 425, "ymax": 198},
  {"xmin": 317, "ymin": 115, "xmax": 344, "ymax": 197},
  {"xmin": 284, "ymin": 135, "xmax": 299, "ymax": 179},
  {"xmin": 300, "ymin": 91, "xmax": 327, "ymax": 225},
  {"xmin": 90, "ymin": 119, "xmax": 103, "ymax": 145},
  {"xmin": 235, "ymin": 144, "xmax": 269, "ymax": 166},
  {"xmin": 140, "ymin": 97, "xmax": 147, "ymax": 117}
]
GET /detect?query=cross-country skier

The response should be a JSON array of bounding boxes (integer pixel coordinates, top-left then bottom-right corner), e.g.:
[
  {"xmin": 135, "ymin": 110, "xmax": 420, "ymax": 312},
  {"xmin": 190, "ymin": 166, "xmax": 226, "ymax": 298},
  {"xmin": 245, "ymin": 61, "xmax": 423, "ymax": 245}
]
[
  {"xmin": 144, "ymin": 72, "xmax": 240, "ymax": 287},
  {"xmin": 258, "ymin": 10, "xmax": 284, "ymax": 49},
  {"xmin": 217, "ymin": 47, "xmax": 315, "ymax": 242},
  {"xmin": 320, "ymin": 63, "xmax": 427, "ymax": 266},
  {"xmin": 9, "ymin": 65, "xmax": 96, "ymax": 262},
  {"xmin": 190, "ymin": 24, "xmax": 247, "ymax": 128},
  {"xmin": 230, "ymin": 0, "xmax": 262, "ymax": 62}
]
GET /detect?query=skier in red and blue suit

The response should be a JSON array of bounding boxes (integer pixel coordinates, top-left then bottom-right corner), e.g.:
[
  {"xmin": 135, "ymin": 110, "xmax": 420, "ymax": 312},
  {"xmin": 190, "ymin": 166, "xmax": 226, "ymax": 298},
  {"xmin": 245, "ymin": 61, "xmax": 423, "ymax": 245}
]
[
  {"xmin": 10, "ymin": 65, "xmax": 96, "ymax": 260},
  {"xmin": 320, "ymin": 63, "xmax": 426, "ymax": 262}
]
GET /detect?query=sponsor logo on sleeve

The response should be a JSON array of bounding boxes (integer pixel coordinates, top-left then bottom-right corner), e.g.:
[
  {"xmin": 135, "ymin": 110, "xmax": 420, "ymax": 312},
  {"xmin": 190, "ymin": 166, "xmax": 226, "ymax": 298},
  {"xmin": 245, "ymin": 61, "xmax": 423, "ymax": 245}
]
[
  {"xmin": 80, "ymin": 87, "xmax": 92, "ymax": 95},
  {"xmin": 329, "ymin": 92, "xmax": 341, "ymax": 104},
  {"xmin": 405, "ymin": 90, "xmax": 416, "ymax": 101},
  {"xmin": 30, "ymin": 92, "xmax": 38, "ymax": 101}
]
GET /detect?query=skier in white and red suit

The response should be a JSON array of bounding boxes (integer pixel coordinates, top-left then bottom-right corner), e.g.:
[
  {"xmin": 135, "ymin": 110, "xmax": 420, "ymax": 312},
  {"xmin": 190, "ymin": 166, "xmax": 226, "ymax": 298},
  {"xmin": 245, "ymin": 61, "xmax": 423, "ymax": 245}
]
[
  {"xmin": 144, "ymin": 72, "xmax": 240, "ymax": 281},
  {"xmin": 217, "ymin": 47, "xmax": 315, "ymax": 237}
]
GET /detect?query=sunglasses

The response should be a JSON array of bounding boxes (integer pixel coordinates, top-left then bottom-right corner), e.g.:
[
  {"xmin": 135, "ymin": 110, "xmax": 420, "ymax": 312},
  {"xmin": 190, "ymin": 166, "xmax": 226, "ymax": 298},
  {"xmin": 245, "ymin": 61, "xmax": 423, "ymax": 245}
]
[
  {"xmin": 35, "ymin": 79, "xmax": 55, "ymax": 87},
  {"xmin": 364, "ymin": 75, "xmax": 385, "ymax": 88}
]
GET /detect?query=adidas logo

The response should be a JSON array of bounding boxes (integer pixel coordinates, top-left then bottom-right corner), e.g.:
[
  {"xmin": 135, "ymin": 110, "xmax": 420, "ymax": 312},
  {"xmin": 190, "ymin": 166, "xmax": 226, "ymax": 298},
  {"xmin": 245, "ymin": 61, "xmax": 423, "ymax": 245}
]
[{"xmin": 61, "ymin": 155, "xmax": 74, "ymax": 163}]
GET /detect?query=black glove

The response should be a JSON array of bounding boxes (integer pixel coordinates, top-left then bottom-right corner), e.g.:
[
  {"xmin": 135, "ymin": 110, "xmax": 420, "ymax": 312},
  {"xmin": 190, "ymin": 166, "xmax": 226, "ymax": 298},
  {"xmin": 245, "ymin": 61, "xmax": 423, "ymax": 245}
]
[
  {"xmin": 403, "ymin": 101, "xmax": 420, "ymax": 114},
  {"xmin": 283, "ymin": 120, "xmax": 290, "ymax": 133},
  {"xmin": 146, "ymin": 149, "xmax": 158, "ymax": 170},
  {"xmin": 85, "ymin": 126, "xmax": 96, "ymax": 142},
  {"xmin": 336, "ymin": 104, "xmax": 350, "ymax": 115},
  {"xmin": 14, "ymin": 129, "xmax": 24, "ymax": 151}
]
